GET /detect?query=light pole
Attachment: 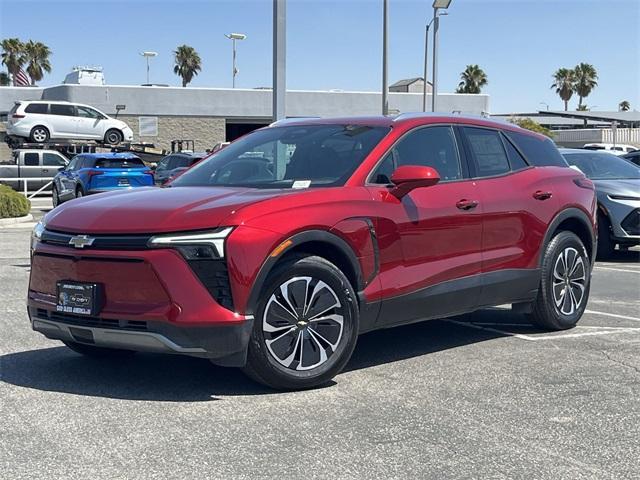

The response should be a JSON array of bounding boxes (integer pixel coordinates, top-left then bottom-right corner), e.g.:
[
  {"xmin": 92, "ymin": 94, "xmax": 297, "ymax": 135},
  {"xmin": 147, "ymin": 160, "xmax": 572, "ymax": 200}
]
[
  {"xmin": 423, "ymin": 11, "xmax": 448, "ymax": 112},
  {"xmin": 273, "ymin": 0, "xmax": 286, "ymax": 121},
  {"xmin": 140, "ymin": 51, "xmax": 157, "ymax": 85},
  {"xmin": 431, "ymin": 0, "xmax": 452, "ymax": 113},
  {"xmin": 225, "ymin": 33, "xmax": 246, "ymax": 88},
  {"xmin": 539, "ymin": 101, "xmax": 549, "ymax": 111},
  {"xmin": 382, "ymin": 0, "xmax": 389, "ymax": 115}
]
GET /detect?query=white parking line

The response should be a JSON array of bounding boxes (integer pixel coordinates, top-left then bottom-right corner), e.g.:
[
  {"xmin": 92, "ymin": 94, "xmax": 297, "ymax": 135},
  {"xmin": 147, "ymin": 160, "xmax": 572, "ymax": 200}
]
[
  {"xmin": 584, "ymin": 309, "xmax": 640, "ymax": 322},
  {"xmin": 593, "ymin": 266, "xmax": 640, "ymax": 274}
]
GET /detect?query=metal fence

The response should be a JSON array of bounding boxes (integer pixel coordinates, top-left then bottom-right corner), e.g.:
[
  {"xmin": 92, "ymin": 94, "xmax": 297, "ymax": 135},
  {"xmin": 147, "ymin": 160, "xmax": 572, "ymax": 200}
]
[{"xmin": 0, "ymin": 177, "xmax": 53, "ymax": 199}]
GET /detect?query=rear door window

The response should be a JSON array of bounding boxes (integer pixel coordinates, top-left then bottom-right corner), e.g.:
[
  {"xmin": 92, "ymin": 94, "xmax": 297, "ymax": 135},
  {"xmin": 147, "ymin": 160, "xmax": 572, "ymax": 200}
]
[
  {"xmin": 463, "ymin": 127, "xmax": 510, "ymax": 177},
  {"xmin": 23, "ymin": 153, "xmax": 40, "ymax": 166},
  {"xmin": 50, "ymin": 104, "xmax": 76, "ymax": 116},
  {"xmin": 25, "ymin": 103, "xmax": 48, "ymax": 114},
  {"xmin": 95, "ymin": 157, "xmax": 145, "ymax": 169},
  {"xmin": 505, "ymin": 131, "xmax": 567, "ymax": 167}
]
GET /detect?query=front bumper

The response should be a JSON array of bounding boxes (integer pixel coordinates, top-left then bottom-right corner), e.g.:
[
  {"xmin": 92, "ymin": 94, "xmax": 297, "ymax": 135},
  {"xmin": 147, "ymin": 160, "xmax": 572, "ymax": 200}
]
[{"xmin": 28, "ymin": 306, "xmax": 254, "ymax": 365}]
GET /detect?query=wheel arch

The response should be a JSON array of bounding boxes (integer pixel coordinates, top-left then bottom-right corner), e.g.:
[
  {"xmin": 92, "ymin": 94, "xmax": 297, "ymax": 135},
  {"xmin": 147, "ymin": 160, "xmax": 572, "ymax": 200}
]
[
  {"xmin": 541, "ymin": 208, "xmax": 596, "ymax": 267},
  {"xmin": 245, "ymin": 229, "xmax": 363, "ymax": 316}
]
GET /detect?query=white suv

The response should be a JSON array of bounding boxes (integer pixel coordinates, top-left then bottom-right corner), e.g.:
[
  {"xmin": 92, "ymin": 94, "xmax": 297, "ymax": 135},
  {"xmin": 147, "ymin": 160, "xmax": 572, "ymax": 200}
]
[{"xmin": 6, "ymin": 101, "xmax": 134, "ymax": 145}]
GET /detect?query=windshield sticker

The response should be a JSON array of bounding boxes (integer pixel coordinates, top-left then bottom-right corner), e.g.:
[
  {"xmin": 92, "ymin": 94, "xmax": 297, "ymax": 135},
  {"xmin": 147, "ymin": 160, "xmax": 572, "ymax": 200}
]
[{"xmin": 292, "ymin": 180, "xmax": 311, "ymax": 189}]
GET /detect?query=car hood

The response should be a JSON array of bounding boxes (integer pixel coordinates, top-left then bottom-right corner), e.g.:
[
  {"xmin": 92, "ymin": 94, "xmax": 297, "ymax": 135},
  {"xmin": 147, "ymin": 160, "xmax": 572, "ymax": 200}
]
[
  {"xmin": 593, "ymin": 179, "xmax": 640, "ymax": 196},
  {"xmin": 45, "ymin": 186, "xmax": 294, "ymax": 234}
]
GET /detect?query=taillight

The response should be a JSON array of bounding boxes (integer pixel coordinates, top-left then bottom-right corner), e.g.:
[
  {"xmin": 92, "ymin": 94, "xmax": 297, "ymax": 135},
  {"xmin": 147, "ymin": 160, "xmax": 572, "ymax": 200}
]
[
  {"xmin": 573, "ymin": 177, "xmax": 594, "ymax": 190},
  {"xmin": 87, "ymin": 170, "xmax": 104, "ymax": 178},
  {"xmin": 12, "ymin": 114, "xmax": 25, "ymax": 119}
]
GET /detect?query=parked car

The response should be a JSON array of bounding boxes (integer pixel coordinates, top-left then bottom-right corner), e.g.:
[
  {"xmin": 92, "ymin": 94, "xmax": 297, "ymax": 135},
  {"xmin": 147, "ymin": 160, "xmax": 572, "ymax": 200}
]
[
  {"xmin": 621, "ymin": 149, "xmax": 640, "ymax": 166},
  {"xmin": 6, "ymin": 101, "xmax": 134, "ymax": 145},
  {"xmin": 154, "ymin": 152, "xmax": 207, "ymax": 185},
  {"xmin": 52, "ymin": 152, "xmax": 154, "ymax": 207},
  {"xmin": 583, "ymin": 143, "xmax": 637, "ymax": 156},
  {"xmin": 29, "ymin": 115, "xmax": 596, "ymax": 390},
  {"xmin": 0, "ymin": 149, "xmax": 68, "ymax": 191},
  {"xmin": 561, "ymin": 149, "xmax": 640, "ymax": 258}
]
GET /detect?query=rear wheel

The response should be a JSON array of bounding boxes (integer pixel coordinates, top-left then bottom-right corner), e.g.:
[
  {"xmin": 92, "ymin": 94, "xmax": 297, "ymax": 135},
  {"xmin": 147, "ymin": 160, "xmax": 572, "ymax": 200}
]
[
  {"xmin": 104, "ymin": 129, "xmax": 123, "ymax": 145},
  {"xmin": 526, "ymin": 231, "xmax": 590, "ymax": 330},
  {"xmin": 596, "ymin": 212, "xmax": 615, "ymax": 260},
  {"xmin": 63, "ymin": 340, "xmax": 135, "ymax": 357},
  {"xmin": 29, "ymin": 126, "xmax": 49, "ymax": 143},
  {"xmin": 242, "ymin": 255, "xmax": 359, "ymax": 390}
]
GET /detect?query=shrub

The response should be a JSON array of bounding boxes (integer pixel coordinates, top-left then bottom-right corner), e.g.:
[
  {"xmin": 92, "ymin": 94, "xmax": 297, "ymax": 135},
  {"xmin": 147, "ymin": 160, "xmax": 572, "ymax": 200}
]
[{"xmin": 0, "ymin": 184, "xmax": 31, "ymax": 218}]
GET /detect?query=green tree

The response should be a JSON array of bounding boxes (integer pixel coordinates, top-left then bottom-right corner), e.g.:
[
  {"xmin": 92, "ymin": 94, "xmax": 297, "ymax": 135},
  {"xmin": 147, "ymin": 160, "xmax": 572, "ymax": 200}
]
[
  {"xmin": 576, "ymin": 104, "xmax": 589, "ymax": 111},
  {"xmin": 23, "ymin": 40, "xmax": 52, "ymax": 85},
  {"xmin": 619, "ymin": 100, "xmax": 631, "ymax": 111},
  {"xmin": 0, "ymin": 38, "xmax": 25, "ymax": 85},
  {"xmin": 510, "ymin": 118, "xmax": 553, "ymax": 138},
  {"xmin": 455, "ymin": 64, "xmax": 488, "ymax": 94},
  {"xmin": 551, "ymin": 68, "xmax": 575, "ymax": 111},
  {"xmin": 573, "ymin": 63, "xmax": 598, "ymax": 109},
  {"xmin": 0, "ymin": 71, "xmax": 10, "ymax": 86},
  {"xmin": 173, "ymin": 45, "xmax": 201, "ymax": 87}
]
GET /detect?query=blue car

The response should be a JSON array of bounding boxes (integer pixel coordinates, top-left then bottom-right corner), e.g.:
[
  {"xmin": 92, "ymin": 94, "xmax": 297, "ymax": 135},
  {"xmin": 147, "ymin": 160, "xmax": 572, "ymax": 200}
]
[{"xmin": 52, "ymin": 152, "xmax": 154, "ymax": 207}]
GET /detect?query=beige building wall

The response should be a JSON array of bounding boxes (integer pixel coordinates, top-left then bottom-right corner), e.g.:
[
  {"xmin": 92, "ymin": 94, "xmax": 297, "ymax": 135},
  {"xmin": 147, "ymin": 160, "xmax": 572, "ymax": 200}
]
[{"xmin": 119, "ymin": 115, "xmax": 227, "ymax": 152}]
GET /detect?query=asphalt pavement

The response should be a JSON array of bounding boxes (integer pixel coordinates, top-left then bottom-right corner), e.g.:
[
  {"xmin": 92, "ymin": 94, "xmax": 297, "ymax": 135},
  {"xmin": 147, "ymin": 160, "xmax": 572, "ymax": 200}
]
[{"xmin": 1, "ymin": 202, "xmax": 639, "ymax": 479}]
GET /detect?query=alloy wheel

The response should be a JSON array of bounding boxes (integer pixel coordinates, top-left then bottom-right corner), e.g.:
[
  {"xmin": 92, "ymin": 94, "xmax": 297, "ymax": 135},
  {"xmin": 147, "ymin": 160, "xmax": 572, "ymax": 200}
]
[
  {"xmin": 32, "ymin": 128, "xmax": 47, "ymax": 142},
  {"xmin": 262, "ymin": 276, "xmax": 344, "ymax": 371},
  {"xmin": 552, "ymin": 247, "xmax": 586, "ymax": 316}
]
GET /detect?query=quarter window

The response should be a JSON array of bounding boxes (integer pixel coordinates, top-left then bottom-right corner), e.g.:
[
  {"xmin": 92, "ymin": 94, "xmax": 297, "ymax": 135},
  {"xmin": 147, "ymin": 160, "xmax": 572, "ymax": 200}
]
[
  {"xmin": 50, "ymin": 104, "xmax": 76, "ymax": 116},
  {"xmin": 501, "ymin": 134, "xmax": 529, "ymax": 170},
  {"xmin": 463, "ymin": 127, "xmax": 510, "ymax": 177},
  {"xmin": 505, "ymin": 131, "xmax": 567, "ymax": 167},
  {"xmin": 371, "ymin": 126, "xmax": 462, "ymax": 183},
  {"xmin": 25, "ymin": 103, "xmax": 48, "ymax": 114}
]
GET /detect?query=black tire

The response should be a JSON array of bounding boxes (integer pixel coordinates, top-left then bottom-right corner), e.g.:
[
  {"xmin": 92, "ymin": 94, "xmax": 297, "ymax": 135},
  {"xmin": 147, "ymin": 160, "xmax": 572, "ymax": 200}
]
[
  {"xmin": 596, "ymin": 212, "xmax": 615, "ymax": 260},
  {"xmin": 75, "ymin": 186, "xmax": 84, "ymax": 199},
  {"xmin": 52, "ymin": 184, "xmax": 61, "ymax": 207},
  {"xmin": 63, "ymin": 340, "xmax": 135, "ymax": 357},
  {"xmin": 104, "ymin": 129, "xmax": 123, "ymax": 145},
  {"xmin": 526, "ymin": 231, "xmax": 591, "ymax": 330},
  {"xmin": 29, "ymin": 126, "xmax": 49, "ymax": 143},
  {"xmin": 242, "ymin": 254, "xmax": 359, "ymax": 390}
]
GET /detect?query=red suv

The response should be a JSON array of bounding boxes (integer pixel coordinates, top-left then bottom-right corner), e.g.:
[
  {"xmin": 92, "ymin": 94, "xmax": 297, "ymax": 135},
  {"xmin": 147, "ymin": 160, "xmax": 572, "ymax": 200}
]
[{"xmin": 28, "ymin": 114, "xmax": 596, "ymax": 390}]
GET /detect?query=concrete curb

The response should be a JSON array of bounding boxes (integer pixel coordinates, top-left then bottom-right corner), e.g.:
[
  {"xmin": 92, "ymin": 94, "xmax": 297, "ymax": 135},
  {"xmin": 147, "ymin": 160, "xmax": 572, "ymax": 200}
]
[{"xmin": 0, "ymin": 213, "xmax": 34, "ymax": 227}]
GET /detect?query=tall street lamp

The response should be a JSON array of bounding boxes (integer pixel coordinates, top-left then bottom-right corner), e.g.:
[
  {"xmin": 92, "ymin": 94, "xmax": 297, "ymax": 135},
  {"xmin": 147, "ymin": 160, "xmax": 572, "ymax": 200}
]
[
  {"xmin": 431, "ymin": 0, "xmax": 452, "ymax": 113},
  {"xmin": 140, "ymin": 51, "xmax": 157, "ymax": 85},
  {"xmin": 422, "ymin": 11, "xmax": 448, "ymax": 112},
  {"xmin": 382, "ymin": 0, "xmax": 389, "ymax": 115},
  {"xmin": 225, "ymin": 33, "xmax": 247, "ymax": 88}
]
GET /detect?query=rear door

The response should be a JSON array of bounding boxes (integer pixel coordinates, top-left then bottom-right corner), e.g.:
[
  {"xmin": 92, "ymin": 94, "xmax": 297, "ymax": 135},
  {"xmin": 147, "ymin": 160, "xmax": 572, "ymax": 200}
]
[{"xmin": 49, "ymin": 104, "xmax": 77, "ymax": 137}]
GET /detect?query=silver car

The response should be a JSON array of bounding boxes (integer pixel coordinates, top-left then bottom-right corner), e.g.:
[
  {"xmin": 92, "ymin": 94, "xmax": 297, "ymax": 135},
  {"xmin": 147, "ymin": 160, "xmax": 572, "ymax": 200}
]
[{"xmin": 561, "ymin": 149, "xmax": 640, "ymax": 258}]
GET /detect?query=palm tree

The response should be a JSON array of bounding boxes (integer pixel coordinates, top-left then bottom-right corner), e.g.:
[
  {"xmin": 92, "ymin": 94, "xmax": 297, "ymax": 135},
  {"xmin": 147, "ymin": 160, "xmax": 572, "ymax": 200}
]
[
  {"xmin": 619, "ymin": 100, "xmax": 631, "ymax": 112},
  {"xmin": 573, "ymin": 63, "xmax": 598, "ymax": 109},
  {"xmin": 0, "ymin": 71, "xmax": 9, "ymax": 86},
  {"xmin": 173, "ymin": 45, "xmax": 201, "ymax": 87},
  {"xmin": 551, "ymin": 68, "xmax": 575, "ymax": 111},
  {"xmin": 455, "ymin": 64, "xmax": 488, "ymax": 94},
  {"xmin": 23, "ymin": 40, "xmax": 52, "ymax": 85},
  {"xmin": 0, "ymin": 38, "xmax": 25, "ymax": 85}
]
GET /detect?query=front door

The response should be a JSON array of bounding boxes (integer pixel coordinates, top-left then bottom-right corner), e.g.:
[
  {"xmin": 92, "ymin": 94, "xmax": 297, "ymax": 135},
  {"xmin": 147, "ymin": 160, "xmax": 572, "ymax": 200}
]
[
  {"xmin": 75, "ymin": 106, "xmax": 105, "ymax": 140},
  {"xmin": 367, "ymin": 125, "xmax": 483, "ymax": 326}
]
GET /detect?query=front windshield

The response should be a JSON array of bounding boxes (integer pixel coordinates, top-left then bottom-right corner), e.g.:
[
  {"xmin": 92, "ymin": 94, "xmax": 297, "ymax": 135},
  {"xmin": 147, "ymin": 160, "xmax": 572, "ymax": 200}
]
[
  {"xmin": 171, "ymin": 124, "xmax": 390, "ymax": 188},
  {"xmin": 563, "ymin": 152, "xmax": 640, "ymax": 180}
]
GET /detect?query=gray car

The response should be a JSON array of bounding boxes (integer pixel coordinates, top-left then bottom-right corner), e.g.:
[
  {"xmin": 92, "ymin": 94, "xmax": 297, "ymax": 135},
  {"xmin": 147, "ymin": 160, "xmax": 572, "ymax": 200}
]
[
  {"xmin": 154, "ymin": 152, "xmax": 207, "ymax": 185},
  {"xmin": 561, "ymin": 149, "xmax": 640, "ymax": 258}
]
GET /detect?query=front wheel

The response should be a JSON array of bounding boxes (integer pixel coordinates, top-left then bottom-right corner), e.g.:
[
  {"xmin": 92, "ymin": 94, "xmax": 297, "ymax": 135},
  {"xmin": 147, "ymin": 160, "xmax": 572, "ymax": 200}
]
[
  {"xmin": 242, "ymin": 255, "xmax": 359, "ymax": 390},
  {"xmin": 526, "ymin": 231, "xmax": 591, "ymax": 330},
  {"xmin": 52, "ymin": 184, "xmax": 61, "ymax": 207}
]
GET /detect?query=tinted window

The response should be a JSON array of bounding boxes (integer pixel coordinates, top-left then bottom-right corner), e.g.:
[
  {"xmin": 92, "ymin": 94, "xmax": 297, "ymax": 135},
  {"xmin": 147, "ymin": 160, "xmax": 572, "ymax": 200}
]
[
  {"xmin": 371, "ymin": 126, "xmax": 461, "ymax": 183},
  {"xmin": 506, "ymin": 131, "xmax": 566, "ymax": 167},
  {"xmin": 562, "ymin": 152, "xmax": 640, "ymax": 180},
  {"xmin": 502, "ymin": 133, "xmax": 529, "ymax": 170},
  {"xmin": 95, "ymin": 157, "xmax": 145, "ymax": 169},
  {"xmin": 43, "ymin": 153, "xmax": 66, "ymax": 167},
  {"xmin": 25, "ymin": 103, "xmax": 48, "ymax": 114},
  {"xmin": 23, "ymin": 153, "xmax": 39, "ymax": 166},
  {"xmin": 50, "ymin": 104, "xmax": 76, "ymax": 116},
  {"xmin": 76, "ymin": 106, "xmax": 100, "ymax": 119},
  {"xmin": 173, "ymin": 124, "xmax": 390, "ymax": 189},
  {"xmin": 464, "ymin": 128, "xmax": 510, "ymax": 177},
  {"xmin": 9, "ymin": 103, "xmax": 20, "ymax": 115},
  {"xmin": 67, "ymin": 157, "xmax": 79, "ymax": 171}
]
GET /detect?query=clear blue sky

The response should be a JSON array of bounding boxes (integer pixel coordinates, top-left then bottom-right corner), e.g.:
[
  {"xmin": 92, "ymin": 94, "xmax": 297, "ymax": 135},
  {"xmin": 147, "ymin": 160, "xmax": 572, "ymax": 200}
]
[{"xmin": 1, "ymin": 0, "xmax": 638, "ymax": 113}]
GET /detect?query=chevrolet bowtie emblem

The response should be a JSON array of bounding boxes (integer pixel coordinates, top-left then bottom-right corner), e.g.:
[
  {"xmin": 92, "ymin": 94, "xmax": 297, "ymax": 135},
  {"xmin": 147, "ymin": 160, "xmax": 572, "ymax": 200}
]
[{"xmin": 68, "ymin": 235, "xmax": 95, "ymax": 249}]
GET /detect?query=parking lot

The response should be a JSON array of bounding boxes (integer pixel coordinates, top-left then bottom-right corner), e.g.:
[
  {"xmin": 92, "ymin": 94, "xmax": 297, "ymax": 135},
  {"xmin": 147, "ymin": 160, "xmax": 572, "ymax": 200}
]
[{"xmin": 1, "ymin": 201, "xmax": 639, "ymax": 479}]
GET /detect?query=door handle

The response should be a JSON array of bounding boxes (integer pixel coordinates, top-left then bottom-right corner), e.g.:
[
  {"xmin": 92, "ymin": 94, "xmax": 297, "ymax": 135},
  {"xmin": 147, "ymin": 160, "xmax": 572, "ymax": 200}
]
[
  {"xmin": 533, "ymin": 190, "xmax": 553, "ymax": 200},
  {"xmin": 456, "ymin": 199, "xmax": 479, "ymax": 210},
  {"xmin": 42, "ymin": 169, "xmax": 49, "ymax": 173}
]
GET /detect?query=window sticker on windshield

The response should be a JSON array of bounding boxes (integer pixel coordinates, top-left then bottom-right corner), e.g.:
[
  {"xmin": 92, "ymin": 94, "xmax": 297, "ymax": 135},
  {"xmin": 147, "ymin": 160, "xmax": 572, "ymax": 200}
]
[{"xmin": 292, "ymin": 180, "xmax": 311, "ymax": 189}]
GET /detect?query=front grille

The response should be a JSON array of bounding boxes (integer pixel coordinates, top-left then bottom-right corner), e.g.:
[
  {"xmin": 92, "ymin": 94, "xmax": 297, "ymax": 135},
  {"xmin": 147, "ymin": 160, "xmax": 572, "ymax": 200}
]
[
  {"xmin": 41, "ymin": 229, "xmax": 152, "ymax": 250},
  {"xmin": 187, "ymin": 259, "xmax": 234, "ymax": 311},
  {"xmin": 35, "ymin": 308, "xmax": 148, "ymax": 331},
  {"xmin": 621, "ymin": 209, "xmax": 640, "ymax": 236}
]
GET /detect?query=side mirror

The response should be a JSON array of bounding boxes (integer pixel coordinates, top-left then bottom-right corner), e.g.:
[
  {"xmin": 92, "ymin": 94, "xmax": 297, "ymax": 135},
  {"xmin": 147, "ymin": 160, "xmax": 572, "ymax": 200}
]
[{"xmin": 390, "ymin": 165, "xmax": 440, "ymax": 198}]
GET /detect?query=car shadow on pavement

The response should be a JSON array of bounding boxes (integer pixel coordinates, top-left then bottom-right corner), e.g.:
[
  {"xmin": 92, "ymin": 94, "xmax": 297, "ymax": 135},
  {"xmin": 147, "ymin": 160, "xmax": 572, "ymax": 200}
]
[
  {"xmin": 0, "ymin": 311, "xmax": 525, "ymax": 401},
  {"xmin": 606, "ymin": 249, "xmax": 640, "ymax": 263}
]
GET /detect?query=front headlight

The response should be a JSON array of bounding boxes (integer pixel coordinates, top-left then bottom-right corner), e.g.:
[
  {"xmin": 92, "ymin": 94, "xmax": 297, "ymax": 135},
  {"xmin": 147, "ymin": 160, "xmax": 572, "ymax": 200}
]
[
  {"xmin": 609, "ymin": 194, "xmax": 640, "ymax": 202},
  {"xmin": 31, "ymin": 219, "xmax": 46, "ymax": 254},
  {"xmin": 147, "ymin": 227, "xmax": 233, "ymax": 259}
]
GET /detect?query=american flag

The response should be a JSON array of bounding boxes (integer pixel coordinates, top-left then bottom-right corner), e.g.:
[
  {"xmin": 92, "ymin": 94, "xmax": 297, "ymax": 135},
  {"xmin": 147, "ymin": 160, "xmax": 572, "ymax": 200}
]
[{"xmin": 14, "ymin": 68, "xmax": 30, "ymax": 86}]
